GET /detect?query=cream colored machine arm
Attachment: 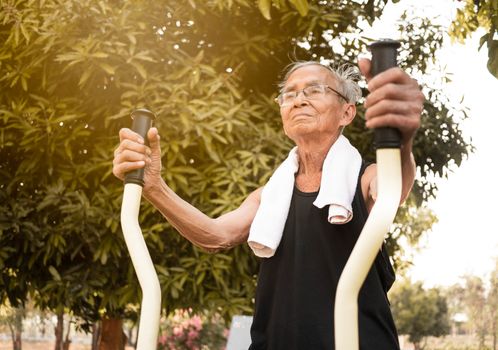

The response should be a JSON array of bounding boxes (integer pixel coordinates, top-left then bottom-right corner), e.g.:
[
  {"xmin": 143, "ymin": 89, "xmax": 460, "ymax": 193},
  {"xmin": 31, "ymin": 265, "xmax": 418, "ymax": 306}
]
[
  {"xmin": 120, "ymin": 109, "xmax": 161, "ymax": 350},
  {"xmin": 334, "ymin": 39, "xmax": 402, "ymax": 350},
  {"xmin": 334, "ymin": 149, "xmax": 401, "ymax": 349}
]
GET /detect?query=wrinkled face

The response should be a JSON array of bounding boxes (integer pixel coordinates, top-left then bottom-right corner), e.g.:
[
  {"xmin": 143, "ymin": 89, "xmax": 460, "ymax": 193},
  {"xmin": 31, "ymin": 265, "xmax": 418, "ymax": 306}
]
[{"xmin": 279, "ymin": 65, "xmax": 355, "ymax": 143}]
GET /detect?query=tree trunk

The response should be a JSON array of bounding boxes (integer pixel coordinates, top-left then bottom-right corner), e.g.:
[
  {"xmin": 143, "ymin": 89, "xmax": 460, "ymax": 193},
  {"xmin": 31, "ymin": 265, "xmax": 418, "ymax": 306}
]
[
  {"xmin": 13, "ymin": 334, "xmax": 22, "ymax": 350},
  {"xmin": 125, "ymin": 325, "xmax": 138, "ymax": 348},
  {"xmin": 92, "ymin": 322, "xmax": 101, "ymax": 350},
  {"xmin": 13, "ymin": 307, "xmax": 23, "ymax": 350},
  {"xmin": 479, "ymin": 332, "xmax": 486, "ymax": 350},
  {"xmin": 126, "ymin": 327, "xmax": 133, "ymax": 347},
  {"xmin": 493, "ymin": 316, "xmax": 497, "ymax": 350},
  {"xmin": 54, "ymin": 311, "xmax": 64, "ymax": 350},
  {"xmin": 9, "ymin": 323, "xmax": 22, "ymax": 350},
  {"xmin": 62, "ymin": 315, "xmax": 72, "ymax": 350},
  {"xmin": 98, "ymin": 318, "xmax": 127, "ymax": 350}
]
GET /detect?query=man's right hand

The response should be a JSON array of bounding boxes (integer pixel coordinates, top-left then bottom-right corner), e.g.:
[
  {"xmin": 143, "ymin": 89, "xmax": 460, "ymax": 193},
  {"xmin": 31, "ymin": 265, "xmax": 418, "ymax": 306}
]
[
  {"xmin": 113, "ymin": 126, "xmax": 262, "ymax": 252},
  {"xmin": 112, "ymin": 127, "xmax": 163, "ymax": 193}
]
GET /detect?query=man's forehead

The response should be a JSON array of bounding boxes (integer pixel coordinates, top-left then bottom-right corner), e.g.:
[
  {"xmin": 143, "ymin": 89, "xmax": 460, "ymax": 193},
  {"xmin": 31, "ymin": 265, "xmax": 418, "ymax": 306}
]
[{"xmin": 283, "ymin": 65, "xmax": 335, "ymax": 90}]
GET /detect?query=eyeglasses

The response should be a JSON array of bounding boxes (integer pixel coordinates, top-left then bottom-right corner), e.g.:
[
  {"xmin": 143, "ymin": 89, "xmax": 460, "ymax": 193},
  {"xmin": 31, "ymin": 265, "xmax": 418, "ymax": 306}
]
[{"xmin": 275, "ymin": 84, "xmax": 348, "ymax": 107}]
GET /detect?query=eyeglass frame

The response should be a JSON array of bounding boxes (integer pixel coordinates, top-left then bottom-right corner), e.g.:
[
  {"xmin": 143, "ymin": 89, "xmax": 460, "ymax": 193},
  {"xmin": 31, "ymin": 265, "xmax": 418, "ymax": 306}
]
[{"xmin": 275, "ymin": 84, "xmax": 349, "ymax": 107}]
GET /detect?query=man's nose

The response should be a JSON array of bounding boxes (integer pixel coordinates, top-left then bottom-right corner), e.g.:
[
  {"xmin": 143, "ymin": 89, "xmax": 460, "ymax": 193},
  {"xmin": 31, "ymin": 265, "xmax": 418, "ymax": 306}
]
[{"xmin": 293, "ymin": 90, "xmax": 309, "ymax": 106}]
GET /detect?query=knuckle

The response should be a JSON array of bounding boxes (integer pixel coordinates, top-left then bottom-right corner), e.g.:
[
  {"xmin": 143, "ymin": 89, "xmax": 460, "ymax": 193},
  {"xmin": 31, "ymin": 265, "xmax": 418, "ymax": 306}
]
[
  {"xmin": 408, "ymin": 102, "xmax": 419, "ymax": 114},
  {"xmin": 119, "ymin": 128, "xmax": 129, "ymax": 140},
  {"xmin": 120, "ymin": 149, "xmax": 131, "ymax": 159},
  {"xmin": 385, "ymin": 83, "xmax": 398, "ymax": 97},
  {"xmin": 393, "ymin": 67, "xmax": 404, "ymax": 77},
  {"xmin": 121, "ymin": 139, "xmax": 132, "ymax": 148},
  {"xmin": 112, "ymin": 166, "xmax": 122, "ymax": 179},
  {"xmin": 418, "ymin": 91, "xmax": 425, "ymax": 103}
]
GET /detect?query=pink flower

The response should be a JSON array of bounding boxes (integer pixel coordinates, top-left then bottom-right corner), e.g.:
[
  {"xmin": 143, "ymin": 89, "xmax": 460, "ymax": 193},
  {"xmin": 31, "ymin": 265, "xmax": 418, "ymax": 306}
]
[
  {"xmin": 173, "ymin": 325, "xmax": 183, "ymax": 337},
  {"xmin": 190, "ymin": 315, "xmax": 203, "ymax": 331},
  {"xmin": 188, "ymin": 329, "xmax": 199, "ymax": 340}
]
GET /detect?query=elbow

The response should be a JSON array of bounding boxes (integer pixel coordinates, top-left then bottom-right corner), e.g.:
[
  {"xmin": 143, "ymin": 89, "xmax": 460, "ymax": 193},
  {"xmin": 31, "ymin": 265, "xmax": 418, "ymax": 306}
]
[
  {"xmin": 198, "ymin": 241, "xmax": 232, "ymax": 254},
  {"xmin": 194, "ymin": 226, "xmax": 234, "ymax": 254}
]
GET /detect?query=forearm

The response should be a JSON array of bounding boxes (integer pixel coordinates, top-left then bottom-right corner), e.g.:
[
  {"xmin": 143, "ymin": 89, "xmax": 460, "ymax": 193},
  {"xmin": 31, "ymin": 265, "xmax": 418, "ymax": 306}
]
[
  {"xmin": 142, "ymin": 179, "xmax": 243, "ymax": 252},
  {"xmin": 399, "ymin": 139, "xmax": 416, "ymax": 203}
]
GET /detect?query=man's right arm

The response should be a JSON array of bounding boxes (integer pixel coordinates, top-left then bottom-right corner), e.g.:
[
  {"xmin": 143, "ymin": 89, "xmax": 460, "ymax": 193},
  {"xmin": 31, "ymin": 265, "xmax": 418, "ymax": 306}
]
[
  {"xmin": 144, "ymin": 181, "xmax": 262, "ymax": 252},
  {"xmin": 113, "ymin": 127, "xmax": 261, "ymax": 253}
]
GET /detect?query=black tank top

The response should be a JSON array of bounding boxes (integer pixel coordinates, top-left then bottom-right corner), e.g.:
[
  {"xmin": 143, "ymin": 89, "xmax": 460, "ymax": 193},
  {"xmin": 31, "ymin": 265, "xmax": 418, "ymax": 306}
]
[{"xmin": 249, "ymin": 162, "xmax": 399, "ymax": 350}]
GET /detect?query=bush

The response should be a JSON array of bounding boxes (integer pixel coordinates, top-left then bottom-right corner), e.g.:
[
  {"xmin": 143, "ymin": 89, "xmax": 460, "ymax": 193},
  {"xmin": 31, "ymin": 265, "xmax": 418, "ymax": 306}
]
[{"xmin": 158, "ymin": 309, "xmax": 228, "ymax": 350}]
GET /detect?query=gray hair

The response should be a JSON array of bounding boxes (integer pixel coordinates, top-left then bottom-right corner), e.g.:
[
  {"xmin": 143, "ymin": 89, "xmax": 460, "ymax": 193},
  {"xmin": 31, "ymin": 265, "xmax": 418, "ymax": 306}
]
[{"xmin": 278, "ymin": 61, "xmax": 362, "ymax": 104}]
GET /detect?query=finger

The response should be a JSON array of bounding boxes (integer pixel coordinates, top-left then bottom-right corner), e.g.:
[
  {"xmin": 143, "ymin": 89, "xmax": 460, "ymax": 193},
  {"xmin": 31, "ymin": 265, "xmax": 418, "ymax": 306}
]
[
  {"xmin": 365, "ymin": 99, "xmax": 423, "ymax": 120},
  {"xmin": 358, "ymin": 58, "xmax": 373, "ymax": 82},
  {"xmin": 147, "ymin": 127, "xmax": 161, "ymax": 155},
  {"xmin": 114, "ymin": 141, "xmax": 149, "ymax": 162},
  {"xmin": 119, "ymin": 127, "xmax": 145, "ymax": 144},
  {"xmin": 367, "ymin": 67, "xmax": 415, "ymax": 92},
  {"xmin": 365, "ymin": 113, "xmax": 420, "ymax": 131},
  {"xmin": 365, "ymin": 83, "xmax": 423, "ymax": 109},
  {"xmin": 113, "ymin": 161, "xmax": 146, "ymax": 180},
  {"xmin": 115, "ymin": 149, "xmax": 149, "ymax": 163},
  {"xmin": 121, "ymin": 138, "xmax": 149, "ymax": 153}
]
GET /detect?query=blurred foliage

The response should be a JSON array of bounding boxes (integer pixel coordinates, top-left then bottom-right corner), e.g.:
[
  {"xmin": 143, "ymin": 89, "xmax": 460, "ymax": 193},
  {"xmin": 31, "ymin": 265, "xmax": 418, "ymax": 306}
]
[
  {"xmin": 450, "ymin": 0, "xmax": 498, "ymax": 78},
  {"xmin": 0, "ymin": 0, "xmax": 471, "ymax": 328},
  {"xmin": 386, "ymin": 204, "xmax": 438, "ymax": 274},
  {"xmin": 391, "ymin": 279, "xmax": 451, "ymax": 350},
  {"xmin": 0, "ymin": 301, "xmax": 24, "ymax": 350},
  {"xmin": 444, "ymin": 266, "xmax": 498, "ymax": 349},
  {"xmin": 489, "ymin": 261, "xmax": 498, "ymax": 350}
]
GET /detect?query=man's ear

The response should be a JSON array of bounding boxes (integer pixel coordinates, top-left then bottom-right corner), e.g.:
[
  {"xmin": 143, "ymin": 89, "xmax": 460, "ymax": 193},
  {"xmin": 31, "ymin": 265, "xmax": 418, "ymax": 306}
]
[{"xmin": 340, "ymin": 104, "xmax": 356, "ymax": 126}]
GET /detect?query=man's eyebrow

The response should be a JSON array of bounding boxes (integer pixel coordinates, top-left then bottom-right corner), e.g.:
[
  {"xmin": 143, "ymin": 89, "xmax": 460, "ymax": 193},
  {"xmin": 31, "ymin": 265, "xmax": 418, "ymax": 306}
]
[{"xmin": 282, "ymin": 79, "xmax": 324, "ymax": 92}]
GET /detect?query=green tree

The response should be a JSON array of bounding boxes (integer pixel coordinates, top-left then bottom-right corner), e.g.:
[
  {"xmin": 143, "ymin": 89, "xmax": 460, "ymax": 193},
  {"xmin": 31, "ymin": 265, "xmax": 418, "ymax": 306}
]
[
  {"xmin": 390, "ymin": 279, "xmax": 451, "ymax": 350},
  {"xmin": 463, "ymin": 276, "xmax": 489, "ymax": 348},
  {"xmin": 0, "ymin": 302, "xmax": 24, "ymax": 350},
  {"xmin": 446, "ymin": 269, "xmax": 498, "ymax": 350},
  {"xmin": 489, "ymin": 260, "xmax": 498, "ymax": 350},
  {"xmin": 0, "ymin": 0, "xmax": 471, "ymax": 346},
  {"xmin": 447, "ymin": 275, "xmax": 492, "ymax": 349},
  {"xmin": 450, "ymin": 0, "xmax": 498, "ymax": 78}
]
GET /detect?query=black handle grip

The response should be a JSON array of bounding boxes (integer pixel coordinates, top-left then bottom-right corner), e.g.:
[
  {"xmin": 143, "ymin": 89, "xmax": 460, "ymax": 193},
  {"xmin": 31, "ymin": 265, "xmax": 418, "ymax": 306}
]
[
  {"xmin": 124, "ymin": 108, "xmax": 156, "ymax": 186},
  {"xmin": 369, "ymin": 39, "xmax": 402, "ymax": 149}
]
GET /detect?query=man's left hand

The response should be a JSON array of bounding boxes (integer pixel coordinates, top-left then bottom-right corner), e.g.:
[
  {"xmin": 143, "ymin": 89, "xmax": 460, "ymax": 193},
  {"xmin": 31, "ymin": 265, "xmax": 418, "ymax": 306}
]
[{"xmin": 358, "ymin": 58, "xmax": 424, "ymax": 145}]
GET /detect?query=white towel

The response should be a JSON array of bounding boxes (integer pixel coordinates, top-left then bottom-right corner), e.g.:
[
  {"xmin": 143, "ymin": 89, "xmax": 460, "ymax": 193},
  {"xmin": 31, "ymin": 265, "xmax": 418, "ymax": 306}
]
[{"xmin": 247, "ymin": 135, "xmax": 362, "ymax": 258}]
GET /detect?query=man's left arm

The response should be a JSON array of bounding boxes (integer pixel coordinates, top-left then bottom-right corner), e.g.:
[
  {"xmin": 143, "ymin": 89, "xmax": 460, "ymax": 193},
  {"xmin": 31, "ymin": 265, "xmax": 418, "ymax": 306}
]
[{"xmin": 358, "ymin": 59, "xmax": 423, "ymax": 207}]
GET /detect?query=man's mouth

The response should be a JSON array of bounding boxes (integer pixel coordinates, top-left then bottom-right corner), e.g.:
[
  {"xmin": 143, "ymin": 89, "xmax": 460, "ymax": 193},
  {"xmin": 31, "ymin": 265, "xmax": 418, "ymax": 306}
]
[{"xmin": 292, "ymin": 113, "xmax": 312, "ymax": 119}]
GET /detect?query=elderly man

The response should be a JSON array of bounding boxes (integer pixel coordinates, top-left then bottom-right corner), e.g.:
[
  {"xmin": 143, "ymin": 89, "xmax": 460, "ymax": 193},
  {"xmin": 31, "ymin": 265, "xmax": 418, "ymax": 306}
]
[{"xmin": 113, "ymin": 58, "xmax": 423, "ymax": 349}]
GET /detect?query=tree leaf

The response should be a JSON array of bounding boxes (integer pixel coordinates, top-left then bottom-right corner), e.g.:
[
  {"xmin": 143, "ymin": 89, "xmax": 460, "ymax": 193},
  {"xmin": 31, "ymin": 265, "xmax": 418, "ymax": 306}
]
[
  {"xmin": 99, "ymin": 62, "xmax": 116, "ymax": 75},
  {"xmin": 48, "ymin": 266, "xmax": 62, "ymax": 281},
  {"xmin": 288, "ymin": 0, "xmax": 309, "ymax": 16},
  {"xmin": 258, "ymin": 0, "xmax": 272, "ymax": 20},
  {"xmin": 487, "ymin": 39, "xmax": 498, "ymax": 78}
]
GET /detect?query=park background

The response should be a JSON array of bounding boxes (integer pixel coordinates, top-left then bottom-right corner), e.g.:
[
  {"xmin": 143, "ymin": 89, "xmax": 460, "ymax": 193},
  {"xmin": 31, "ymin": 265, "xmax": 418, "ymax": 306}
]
[{"xmin": 0, "ymin": 0, "xmax": 497, "ymax": 349}]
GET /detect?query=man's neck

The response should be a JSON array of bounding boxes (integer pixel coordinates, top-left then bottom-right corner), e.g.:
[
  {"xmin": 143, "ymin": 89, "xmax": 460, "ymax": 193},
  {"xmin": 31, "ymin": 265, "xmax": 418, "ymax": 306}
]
[{"xmin": 296, "ymin": 134, "xmax": 340, "ymax": 175}]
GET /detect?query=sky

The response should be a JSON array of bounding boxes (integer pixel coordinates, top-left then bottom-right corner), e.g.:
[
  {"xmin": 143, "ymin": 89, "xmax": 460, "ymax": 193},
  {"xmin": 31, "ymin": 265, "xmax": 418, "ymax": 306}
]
[{"xmin": 364, "ymin": 0, "xmax": 498, "ymax": 288}]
